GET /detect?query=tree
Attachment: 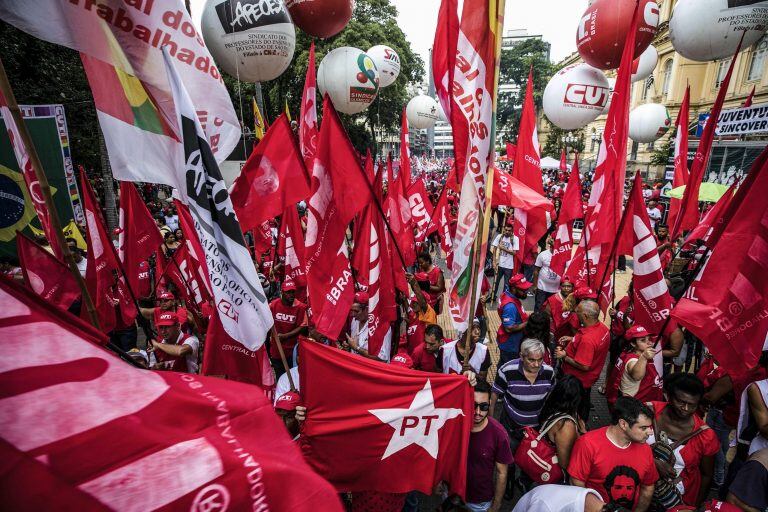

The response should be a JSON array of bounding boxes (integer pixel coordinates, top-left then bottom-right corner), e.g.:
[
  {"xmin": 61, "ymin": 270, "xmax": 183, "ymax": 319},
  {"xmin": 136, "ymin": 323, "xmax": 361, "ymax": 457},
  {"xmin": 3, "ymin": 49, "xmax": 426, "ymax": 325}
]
[
  {"xmin": 650, "ymin": 131, "xmax": 674, "ymax": 166},
  {"xmin": 497, "ymin": 38, "xmax": 554, "ymax": 142},
  {"xmin": 542, "ymin": 123, "xmax": 585, "ymax": 158}
]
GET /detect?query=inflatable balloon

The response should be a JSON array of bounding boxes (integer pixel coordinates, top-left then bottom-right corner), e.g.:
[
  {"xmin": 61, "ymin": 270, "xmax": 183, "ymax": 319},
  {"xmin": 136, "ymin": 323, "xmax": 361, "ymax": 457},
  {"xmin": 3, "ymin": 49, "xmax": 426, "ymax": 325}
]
[
  {"xmin": 367, "ymin": 45, "xmax": 401, "ymax": 88},
  {"xmin": 629, "ymin": 103, "xmax": 671, "ymax": 143},
  {"xmin": 406, "ymin": 95, "xmax": 440, "ymax": 130},
  {"xmin": 543, "ymin": 64, "xmax": 611, "ymax": 130},
  {"xmin": 285, "ymin": 0, "xmax": 353, "ymax": 39},
  {"xmin": 317, "ymin": 47, "xmax": 379, "ymax": 115},
  {"xmin": 576, "ymin": 0, "xmax": 660, "ymax": 70},
  {"xmin": 670, "ymin": 0, "xmax": 768, "ymax": 62},
  {"xmin": 601, "ymin": 77, "xmax": 616, "ymax": 115},
  {"xmin": 436, "ymin": 100, "xmax": 448, "ymax": 123},
  {"xmin": 201, "ymin": 0, "xmax": 295, "ymax": 83},
  {"xmin": 632, "ymin": 46, "xmax": 658, "ymax": 83}
]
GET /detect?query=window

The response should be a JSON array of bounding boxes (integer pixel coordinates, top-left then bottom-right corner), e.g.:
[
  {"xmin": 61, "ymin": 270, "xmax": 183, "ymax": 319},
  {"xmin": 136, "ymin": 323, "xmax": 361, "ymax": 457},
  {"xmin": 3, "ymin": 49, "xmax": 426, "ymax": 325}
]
[
  {"xmin": 715, "ymin": 58, "xmax": 732, "ymax": 88},
  {"xmin": 641, "ymin": 80, "xmax": 650, "ymax": 100},
  {"xmin": 662, "ymin": 60, "xmax": 673, "ymax": 95},
  {"xmin": 647, "ymin": 141, "xmax": 655, "ymax": 151},
  {"xmin": 631, "ymin": 141, "xmax": 639, "ymax": 161},
  {"xmin": 748, "ymin": 37, "xmax": 767, "ymax": 82}
]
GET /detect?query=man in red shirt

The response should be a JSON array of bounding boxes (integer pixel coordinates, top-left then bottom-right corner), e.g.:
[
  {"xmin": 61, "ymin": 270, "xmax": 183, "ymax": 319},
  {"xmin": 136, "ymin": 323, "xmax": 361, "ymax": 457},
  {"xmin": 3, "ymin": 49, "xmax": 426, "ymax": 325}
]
[
  {"xmin": 568, "ymin": 397, "xmax": 658, "ymax": 511},
  {"xmin": 411, "ymin": 324, "xmax": 444, "ymax": 373},
  {"xmin": 268, "ymin": 281, "xmax": 308, "ymax": 376},
  {"xmin": 555, "ymin": 300, "xmax": 610, "ymax": 421}
]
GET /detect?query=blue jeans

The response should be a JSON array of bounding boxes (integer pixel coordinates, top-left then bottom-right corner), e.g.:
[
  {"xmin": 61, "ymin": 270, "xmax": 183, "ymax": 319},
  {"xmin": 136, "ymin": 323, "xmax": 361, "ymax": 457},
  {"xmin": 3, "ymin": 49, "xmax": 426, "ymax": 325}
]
[
  {"xmin": 706, "ymin": 408, "xmax": 731, "ymax": 486},
  {"xmin": 466, "ymin": 501, "xmax": 492, "ymax": 512}
]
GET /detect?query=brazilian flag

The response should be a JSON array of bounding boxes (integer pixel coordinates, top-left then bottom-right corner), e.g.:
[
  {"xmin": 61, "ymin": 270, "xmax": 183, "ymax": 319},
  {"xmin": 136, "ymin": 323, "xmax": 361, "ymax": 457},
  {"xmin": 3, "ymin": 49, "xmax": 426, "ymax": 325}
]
[{"xmin": 0, "ymin": 164, "xmax": 36, "ymax": 242}]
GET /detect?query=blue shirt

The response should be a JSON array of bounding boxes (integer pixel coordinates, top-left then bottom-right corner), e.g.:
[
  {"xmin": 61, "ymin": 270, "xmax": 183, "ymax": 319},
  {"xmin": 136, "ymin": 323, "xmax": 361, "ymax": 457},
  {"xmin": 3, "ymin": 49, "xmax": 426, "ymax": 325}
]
[{"xmin": 499, "ymin": 298, "xmax": 524, "ymax": 353}]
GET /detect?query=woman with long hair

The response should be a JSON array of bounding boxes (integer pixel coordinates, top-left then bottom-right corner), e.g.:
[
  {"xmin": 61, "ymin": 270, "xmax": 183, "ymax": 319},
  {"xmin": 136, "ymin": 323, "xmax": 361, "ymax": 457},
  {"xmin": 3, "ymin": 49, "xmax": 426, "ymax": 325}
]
[
  {"xmin": 536, "ymin": 375, "xmax": 585, "ymax": 478},
  {"xmin": 523, "ymin": 311, "xmax": 553, "ymax": 364}
]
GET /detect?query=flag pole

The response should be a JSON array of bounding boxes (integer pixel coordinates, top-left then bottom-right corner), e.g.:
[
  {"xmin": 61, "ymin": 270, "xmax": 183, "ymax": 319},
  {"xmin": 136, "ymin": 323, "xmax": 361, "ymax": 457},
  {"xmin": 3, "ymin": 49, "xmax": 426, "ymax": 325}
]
[
  {"xmin": 270, "ymin": 327, "xmax": 296, "ymax": 391},
  {"xmin": 462, "ymin": 0, "xmax": 506, "ymax": 372},
  {"xmin": 0, "ymin": 56, "xmax": 101, "ymax": 330}
]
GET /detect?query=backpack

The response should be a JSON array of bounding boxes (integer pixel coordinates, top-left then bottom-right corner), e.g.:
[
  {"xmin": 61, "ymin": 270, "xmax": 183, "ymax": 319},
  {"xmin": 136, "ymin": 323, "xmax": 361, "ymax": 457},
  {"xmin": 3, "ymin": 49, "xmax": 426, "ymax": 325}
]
[{"xmin": 514, "ymin": 413, "xmax": 575, "ymax": 484}]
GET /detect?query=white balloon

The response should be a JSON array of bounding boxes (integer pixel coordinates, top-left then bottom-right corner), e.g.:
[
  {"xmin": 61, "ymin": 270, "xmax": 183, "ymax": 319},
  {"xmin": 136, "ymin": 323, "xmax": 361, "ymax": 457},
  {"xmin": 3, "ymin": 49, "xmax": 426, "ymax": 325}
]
[
  {"xmin": 629, "ymin": 103, "xmax": 671, "ymax": 143},
  {"xmin": 201, "ymin": 0, "xmax": 295, "ymax": 83},
  {"xmin": 406, "ymin": 95, "xmax": 440, "ymax": 130},
  {"xmin": 601, "ymin": 77, "xmax": 617, "ymax": 115},
  {"xmin": 436, "ymin": 100, "xmax": 448, "ymax": 123},
  {"xmin": 632, "ymin": 46, "xmax": 658, "ymax": 83},
  {"xmin": 367, "ymin": 45, "xmax": 401, "ymax": 88},
  {"xmin": 317, "ymin": 47, "xmax": 379, "ymax": 115},
  {"xmin": 543, "ymin": 64, "xmax": 610, "ymax": 130},
  {"xmin": 670, "ymin": 0, "xmax": 768, "ymax": 62}
]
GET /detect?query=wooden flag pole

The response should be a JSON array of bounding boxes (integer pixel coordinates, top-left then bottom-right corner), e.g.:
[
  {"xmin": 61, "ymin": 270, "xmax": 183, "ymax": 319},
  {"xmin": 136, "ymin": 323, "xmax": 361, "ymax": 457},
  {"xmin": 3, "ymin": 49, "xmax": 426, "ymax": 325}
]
[{"xmin": 0, "ymin": 56, "xmax": 101, "ymax": 330}]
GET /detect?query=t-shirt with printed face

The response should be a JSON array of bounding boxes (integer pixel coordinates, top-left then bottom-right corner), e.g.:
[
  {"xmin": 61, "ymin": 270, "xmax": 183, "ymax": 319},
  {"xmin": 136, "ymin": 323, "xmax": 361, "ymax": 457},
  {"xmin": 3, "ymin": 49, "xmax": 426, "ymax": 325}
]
[
  {"xmin": 492, "ymin": 234, "xmax": 518, "ymax": 270},
  {"xmin": 534, "ymin": 250, "xmax": 561, "ymax": 293}
]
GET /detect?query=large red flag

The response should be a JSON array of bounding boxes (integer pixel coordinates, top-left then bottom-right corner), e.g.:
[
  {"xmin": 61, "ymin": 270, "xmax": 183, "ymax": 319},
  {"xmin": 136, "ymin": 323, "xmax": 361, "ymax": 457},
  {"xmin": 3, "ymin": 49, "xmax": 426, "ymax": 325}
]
[
  {"xmin": 550, "ymin": 163, "xmax": 583, "ymax": 276},
  {"xmin": 408, "ymin": 177, "xmax": 436, "ymax": 242},
  {"xmin": 432, "ymin": 191, "xmax": 454, "ymax": 257},
  {"xmin": 299, "ymin": 340, "xmax": 472, "ymax": 496},
  {"xmin": 672, "ymin": 149, "xmax": 768, "ymax": 376},
  {"xmin": 506, "ymin": 141, "xmax": 517, "ymax": 162},
  {"xmin": 230, "ymin": 115, "xmax": 311, "ymax": 232},
  {"xmin": 668, "ymin": 85, "xmax": 690, "ymax": 239},
  {"xmin": 559, "ymin": 148, "xmax": 568, "ymax": 172},
  {"xmin": 118, "ymin": 181, "xmax": 163, "ymax": 298},
  {"xmin": 300, "ymin": 41, "xmax": 319, "ymax": 168},
  {"xmin": 673, "ymin": 43, "xmax": 740, "ymax": 236},
  {"xmin": 17, "ymin": 231, "xmax": 80, "ymax": 310},
  {"xmin": 0, "ymin": 276, "xmax": 341, "ymax": 512},
  {"xmin": 683, "ymin": 184, "xmax": 735, "ymax": 247},
  {"xmin": 619, "ymin": 173, "xmax": 675, "ymax": 335},
  {"xmin": 80, "ymin": 173, "xmax": 136, "ymax": 333},
  {"xmin": 277, "ymin": 206, "xmax": 307, "ymax": 287},
  {"xmin": 512, "ymin": 68, "xmax": 547, "ymax": 271},
  {"xmin": 491, "ymin": 168, "xmax": 554, "ymax": 210},
  {"xmin": 433, "ymin": 0, "xmax": 459, "ymax": 140},
  {"xmin": 386, "ymin": 153, "xmax": 417, "ymax": 267}
]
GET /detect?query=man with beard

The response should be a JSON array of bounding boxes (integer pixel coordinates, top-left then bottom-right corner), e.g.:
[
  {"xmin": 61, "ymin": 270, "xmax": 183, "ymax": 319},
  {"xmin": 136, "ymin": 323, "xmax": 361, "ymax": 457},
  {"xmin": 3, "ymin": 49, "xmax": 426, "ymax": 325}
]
[
  {"xmin": 656, "ymin": 225, "xmax": 674, "ymax": 272},
  {"xmin": 568, "ymin": 397, "xmax": 658, "ymax": 511},
  {"xmin": 411, "ymin": 324, "xmax": 445, "ymax": 372}
]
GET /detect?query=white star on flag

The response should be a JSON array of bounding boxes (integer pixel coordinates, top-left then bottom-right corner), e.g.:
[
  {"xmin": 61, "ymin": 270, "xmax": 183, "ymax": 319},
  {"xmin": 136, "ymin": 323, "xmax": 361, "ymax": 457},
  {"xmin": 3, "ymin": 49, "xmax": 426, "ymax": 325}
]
[{"xmin": 369, "ymin": 380, "xmax": 464, "ymax": 460}]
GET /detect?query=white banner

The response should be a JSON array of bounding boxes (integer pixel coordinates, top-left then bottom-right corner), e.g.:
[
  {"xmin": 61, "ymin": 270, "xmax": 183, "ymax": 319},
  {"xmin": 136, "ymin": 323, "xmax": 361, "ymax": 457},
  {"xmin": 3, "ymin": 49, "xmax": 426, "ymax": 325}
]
[{"xmin": 712, "ymin": 102, "xmax": 768, "ymax": 136}]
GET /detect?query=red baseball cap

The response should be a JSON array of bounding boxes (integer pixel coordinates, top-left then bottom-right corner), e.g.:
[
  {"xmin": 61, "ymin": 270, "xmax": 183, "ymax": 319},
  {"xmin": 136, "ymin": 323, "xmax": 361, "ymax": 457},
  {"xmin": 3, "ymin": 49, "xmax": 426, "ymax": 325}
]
[
  {"xmin": 158, "ymin": 290, "xmax": 175, "ymax": 300},
  {"xmin": 574, "ymin": 286, "xmax": 597, "ymax": 300},
  {"xmin": 625, "ymin": 325, "xmax": 650, "ymax": 340},
  {"xmin": 390, "ymin": 352, "xmax": 414, "ymax": 369},
  {"xmin": 156, "ymin": 311, "xmax": 179, "ymax": 327},
  {"xmin": 112, "ymin": 227, "xmax": 123, "ymax": 236},
  {"xmin": 508, "ymin": 273, "xmax": 532, "ymax": 290},
  {"xmin": 274, "ymin": 391, "xmax": 301, "ymax": 412},
  {"xmin": 354, "ymin": 291, "xmax": 369, "ymax": 305},
  {"xmin": 560, "ymin": 276, "xmax": 573, "ymax": 284},
  {"xmin": 282, "ymin": 280, "xmax": 297, "ymax": 292}
]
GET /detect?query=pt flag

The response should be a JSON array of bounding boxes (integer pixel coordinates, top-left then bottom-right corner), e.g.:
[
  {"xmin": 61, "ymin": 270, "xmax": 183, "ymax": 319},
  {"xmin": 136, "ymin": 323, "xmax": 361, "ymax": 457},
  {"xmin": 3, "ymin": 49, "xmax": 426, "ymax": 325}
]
[
  {"xmin": 299, "ymin": 341, "xmax": 472, "ymax": 496},
  {"xmin": 16, "ymin": 231, "xmax": 80, "ymax": 311},
  {"xmin": 0, "ymin": 277, "xmax": 342, "ymax": 512},
  {"xmin": 230, "ymin": 114, "xmax": 311, "ymax": 232},
  {"xmin": 672, "ymin": 148, "xmax": 768, "ymax": 376},
  {"xmin": 163, "ymin": 48, "xmax": 273, "ymax": 351},
  {"xmin": 118, "ymin": 181, "xmax": 163, "ymax": 297}
]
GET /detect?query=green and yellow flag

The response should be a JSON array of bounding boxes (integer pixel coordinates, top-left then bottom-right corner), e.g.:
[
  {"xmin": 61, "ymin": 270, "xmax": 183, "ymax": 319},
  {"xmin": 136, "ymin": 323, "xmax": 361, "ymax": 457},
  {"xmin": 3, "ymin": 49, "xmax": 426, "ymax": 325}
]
[{"xmin": 253, "ymin": 98, "xmax": 266, "ymax": 140}]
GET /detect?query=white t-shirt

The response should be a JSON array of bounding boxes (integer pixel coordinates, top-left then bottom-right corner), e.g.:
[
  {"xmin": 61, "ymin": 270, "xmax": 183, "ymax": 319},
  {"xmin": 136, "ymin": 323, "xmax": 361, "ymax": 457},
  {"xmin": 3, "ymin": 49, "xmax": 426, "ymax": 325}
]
[
  {"xmin": 534, "ymin": 250, "xmax": 561, "ymax": 293},
  {"xmin": 350, "ymin": 318, "xmax": 392, "ymax": 361},
  {"xmin": 492, "ymin": 234, "xmax": 518, "ymax": 270},
  {"xmin": 149, "ymin": 332, "xmax": 200, "ymax": 373},
  {"xmin": 165, "ymin": 214, "xmax": 179, "ymax": 231},
  {"xmin": 646, "ymin": 207, "xmax": 662, "ymax": 228},
  {"xmin": 512, "ymin": 485, "xmax": 601, "ymax": 512},
  {"xmin": 274, "ymin": 366, "xmax": 301, "ymax": 405}
]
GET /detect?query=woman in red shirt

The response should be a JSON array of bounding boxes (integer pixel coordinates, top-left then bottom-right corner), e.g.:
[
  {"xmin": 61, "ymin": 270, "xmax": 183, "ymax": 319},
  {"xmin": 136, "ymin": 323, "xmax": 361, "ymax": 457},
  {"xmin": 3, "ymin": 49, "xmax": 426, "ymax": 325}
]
[
  {"xmin": 416, "ymin": 252, "xmax": 445, "ymax": 314},
  {"xmin": 648, "ymin": 373, "xmax": 719, "ymax": 507}
]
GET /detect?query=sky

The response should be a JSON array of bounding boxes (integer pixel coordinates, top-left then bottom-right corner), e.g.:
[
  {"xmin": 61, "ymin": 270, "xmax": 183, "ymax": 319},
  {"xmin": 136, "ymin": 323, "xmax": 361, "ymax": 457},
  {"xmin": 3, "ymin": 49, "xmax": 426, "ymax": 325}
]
[{"xmin": 190, "ymin": 0, "xmax": 589, "ymax": 66}]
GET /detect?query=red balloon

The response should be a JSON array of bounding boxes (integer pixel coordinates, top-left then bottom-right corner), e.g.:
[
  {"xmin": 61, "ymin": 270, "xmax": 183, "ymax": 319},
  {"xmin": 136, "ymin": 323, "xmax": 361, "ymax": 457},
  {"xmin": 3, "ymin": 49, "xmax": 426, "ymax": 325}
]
[
  {"xmin": 286, "ymin": 0, "xmax": 354, "ymax": 39},
  {"xmin": 576, "ymin": 0, "xmax": 659, "ymax": 70}
]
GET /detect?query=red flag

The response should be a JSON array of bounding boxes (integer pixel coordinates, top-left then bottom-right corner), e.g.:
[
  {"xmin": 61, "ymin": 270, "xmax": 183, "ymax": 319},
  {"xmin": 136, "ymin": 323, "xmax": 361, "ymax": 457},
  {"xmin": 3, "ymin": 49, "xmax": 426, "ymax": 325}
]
[
  {"xmin": 672, "ymin": 149, "xmax": 768, "ymax": 376},
  {"xmin": 506, "ymin": 141, "xmax": 517, "ymax": 162},
  {"xmin": 399, "ymin": 108, "xmax": 412, "ymax": 189},
  {"xmin": 432, "ymin": 191, "xmax": 454, "ymax": 256},
  {"xmin": 118, "ymin": 181, "xmax": 163, "ymax": 298},
  {"xmin": 550, "ymin": 164, "xmax": 583, "ymax": 276},
  {"xmin": 559, "ymin": 148, "xmax": 567, "ymax": 172},
  {"xmin": 491, "ymin": 168, "xmax": 554, "ymax": 210},
  {"xmin": 668, "ymin": 86, "xmax": 691, "ymax": 239},
  {"xmin": 512, "ymin": 68, "xmax": 546, "ymax": 270},
  {"xmin": 80, "ymin": 173, "xmax": 136, "ymax": 333},
  {"xmin": 299, "ymin": 340, "xmax": 472, "ymax": 496},
  {"xmin": 230, "ymin": 115, "xmax": 311, "ymax": 232},
  {"xmin": 174, "ymin": 200, "xmax": 214, "ymax": 302},
  {"xmin": 156, "ymin": 242, "xmax": 210, "ymax": 316},
  {"xmin": 0, "ymin": 276, "xmax": 341, "ymax": 512},
  {"xmin": 673, "ymin": 42, "xmax": 741, "ymax": 236},
  {"xmin": 408, "ymin": 177, "xmax": 436, "ymax": 242},
  {"xmin": 386, "ymin": 154, "xmax": 416, "ymax": 267},
  {"xmin": 683, "ymin": 184, "xmax": 735, "ymax": 247},
  {"xmin": 743, "ymin": 85, "xmax": 755, "ymax": 108},
  {"xmin": 0, "ymin": 89, "xmax": 61, "ymax": 257},
  {"xmin": 432, "ymin": 0, "xmax": 459, "ymax": 137},
  {"xmin": 277, "ymin": 206, "xmax": 307, "ymax": 287},
  {"xmin": 619, "ymin": 173, "xmax": 675, "ymax": 335},
  {"xmin": 17, "ymin": 231, "xmax": 79, "ymax": 310},
  {"xmin": 300, "ymin": 41, "xmax": 319, "ymax": 168}
]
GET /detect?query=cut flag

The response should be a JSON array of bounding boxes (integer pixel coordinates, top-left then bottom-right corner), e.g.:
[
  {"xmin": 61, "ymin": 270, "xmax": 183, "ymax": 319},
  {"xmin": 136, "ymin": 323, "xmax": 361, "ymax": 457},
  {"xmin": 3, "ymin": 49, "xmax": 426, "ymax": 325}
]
[
  {"xmin": 17, "ymin": 231, "xmax": 80, "ymax": 311},
  {"xmin": 118, "ymin": 181, "xmax": 163, "ymax": 298},
  {"xmin": 408, "ymin": 177, "xmax": 436, "ymax": 242}
]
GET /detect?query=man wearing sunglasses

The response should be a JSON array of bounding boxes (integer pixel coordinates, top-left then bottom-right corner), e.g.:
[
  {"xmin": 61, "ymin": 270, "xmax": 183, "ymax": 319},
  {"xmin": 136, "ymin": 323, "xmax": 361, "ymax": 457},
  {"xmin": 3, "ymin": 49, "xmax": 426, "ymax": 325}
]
[{"xmin": 466, "ymin": 381, "xmax": 514, "ymax": 512}]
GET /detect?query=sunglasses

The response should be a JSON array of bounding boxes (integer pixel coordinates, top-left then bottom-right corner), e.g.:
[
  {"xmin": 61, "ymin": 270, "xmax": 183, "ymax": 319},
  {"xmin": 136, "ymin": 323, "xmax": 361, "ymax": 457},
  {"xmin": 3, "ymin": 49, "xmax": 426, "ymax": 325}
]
[{"xmin": 474, "ymin": 402, "xmax": 490, "ymax": 412}]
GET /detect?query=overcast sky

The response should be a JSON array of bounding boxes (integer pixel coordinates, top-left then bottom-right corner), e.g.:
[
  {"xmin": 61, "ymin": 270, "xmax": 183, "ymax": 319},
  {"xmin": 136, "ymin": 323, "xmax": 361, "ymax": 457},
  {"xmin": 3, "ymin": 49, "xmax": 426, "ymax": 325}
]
[{"xmin": 190, "ymin": 0, "xmax": 589, "ymax": 66}]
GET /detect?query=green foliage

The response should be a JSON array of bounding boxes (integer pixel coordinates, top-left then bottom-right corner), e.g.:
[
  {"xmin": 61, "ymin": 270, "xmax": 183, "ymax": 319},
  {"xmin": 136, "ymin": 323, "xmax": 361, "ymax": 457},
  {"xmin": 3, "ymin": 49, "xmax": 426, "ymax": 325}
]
[
  {"xmin": 650, "ymin": 131, "xmax": 674, "ymax": 166},
  {"xmin": 542, "ymin": 123, "xmax": 585, "ymax": 159},
  {"xmin": 231, "ymin": 0, "xmax": 425, "ymax": 153},
  {"xmin": 0, "ymin": 23, "xmax": 101, "ymax": 171},
  {"xmin": 497, "ymin": 38, "xmax": 554, "ymax": 141}
]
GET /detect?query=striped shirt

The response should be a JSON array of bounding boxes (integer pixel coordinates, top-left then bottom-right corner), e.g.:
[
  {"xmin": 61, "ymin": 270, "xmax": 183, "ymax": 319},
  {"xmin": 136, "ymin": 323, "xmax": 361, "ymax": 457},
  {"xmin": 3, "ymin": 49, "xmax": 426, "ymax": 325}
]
[{"xmin": 493, "ymin": 359, "xmax": 555, "ymax": 428}]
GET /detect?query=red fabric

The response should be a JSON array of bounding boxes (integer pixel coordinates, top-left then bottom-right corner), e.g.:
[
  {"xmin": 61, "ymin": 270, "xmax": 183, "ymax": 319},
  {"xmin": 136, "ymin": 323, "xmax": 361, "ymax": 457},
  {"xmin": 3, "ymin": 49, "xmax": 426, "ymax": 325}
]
[
  {"xmin": 299, "ymin": 341, "xmax": 472, "ymax": 497},
  {"xmin": 563, "ymin": 322, "xmax": 610, "ymax": 389},
  {"xmin": 682, "ymin": 184, "xmax": 734, "ymax": 247},
  {"xmin": 559, "ymin": 148, "xmax": 567, "ymax": 172},
  {"xmin": 230, "ymin": 115, "xmax": 311, "ymax": 232},
  {"xmin": 0, "ymin": 276, "xmax": 341, "ymax": 512},
  {"xmin": 672, "ymin": 147, "xmax": 768, "ymax": 376},
  {"xmin": 568, "ymin": 426, "xmax": 659, "ymax": 509},
  {"xmin": 277, "ymin": 206, "xmax": 307, "ymax": 287},
  {"xmin": 490, "ymin": 168, "xmax": 553, "ymax": 211},
  {"xmin": 605, "ymin": 352, "xmax": 663, "ymax": 407},
  {"xmin": 350, "ymin": 491, "xmax": 406, "ymax": 511},
  {"xmin": 405, "ymin": 312, "xmax": 426, "ymax": 355},
  {"xmin": 152, "ymin": 331, "xmax": 194, "ymax": 373},
  {"xmin": 743, "ymin": 85, "xmax": 755, "ymax": 108},
  {"xmin": 551, "ymin": 163, "xmax": 582, "ymax": 275},
  {"xmin": 17, "ymin": 232, "xmax": 80, "ymax": 311},
  {"xmin": 136, "ymin": 260, "xmax": 151, "ymax": 298},
  {"xmin": 506, "ymin": 142, "xmax": 516, "ymax": 162},
  {"xmin": 118, "ymin": 181, "xmax": 163, "ymax": 298},
  {"xmin": 496, "ymin": 294, "xmax": 528, "ymax": 346},
  {"xmin": 696, "ymin": 356, "xmax": 726, "ymax": 390},
  {"xmin": 431, "ymin": 191, "xmax": 453, "ymax": 255},
  {"xmin": 724, "ymin": 367, "xmax": 768, "ymax": 427},
  {"xmin": 649, "ymin": 402, "xmax": 720, "ymax": 506},
  {"xmin": 299, "ymin": 41, "xmax": 319, "ymax": 168},
  {"xmin": 386, "ymin": 153, "xmax": 416, "ymax": 268},
  {"xmin": 610, "ymin": 295, "xmax": 632, "ymax": 337},
  {"xmin": 432, "ymin": 0, "xmax": 458, "ymax": 149},
  {"xmin": 152, "ymin": 306, "xmax": 189, "ymax": 333},
  {"xmin": 268, "ymin": 298, "xmax": 308, "ymax": 359},
  {"xmin": 407, "ymin": 177, "xmax": 435, "ymax": 241},
  {"xmin": 155, "ymin": 243, "xmax": 209, "ymax": 317},
  {"xmin": 668, "ymin": 86, "xmax": 690, "ymax": 239},
  {"xmin": 421, "ymin": 266, "xmax": 443, "ymax": 309},
  {"xmin": 411, "ymin": 343, "xmax": 439, "ymax": 372}
]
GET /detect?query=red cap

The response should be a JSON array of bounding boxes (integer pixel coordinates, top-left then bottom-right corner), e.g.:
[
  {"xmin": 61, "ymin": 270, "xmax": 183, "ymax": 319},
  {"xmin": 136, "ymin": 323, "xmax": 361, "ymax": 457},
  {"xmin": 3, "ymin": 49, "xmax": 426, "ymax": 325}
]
[
  {"xmin": 112, "ymin": 227, "xmax": 123, "ymax": 235},
  {"xmin": 560, "ymin": 276, "xmax": 572, "ymax": 284},
  {"xmin": 625, "ymin": 325, "xmax": 650, "ymax": 340},
  {"xmin": 158, "ymin": 291, "xmax": 175, "ymax": 300},
  {"xmin": 508, "ymin": 273, "xmax": 532, "ymax": 290},
  {"xmin": 390, "ymin": 352, "xmax": 414, "ymax": 369},
  {"xmin": 354, "ymin": 291, "xmax": 369, "ymax": 305},
  {"xmin": 274, "ymin": 391, "xmax": 301, "ymax": 412},
  {"xmin": 574, "ymin": 286, "xmax": 597, "ymax": 300},
  {"xmin": 156, "ymin": 311, "xmax": 179, "ymax": 327},
  {"xmin": 282, "ymin": 280, "xmax": 297, "ymax": 292}
]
